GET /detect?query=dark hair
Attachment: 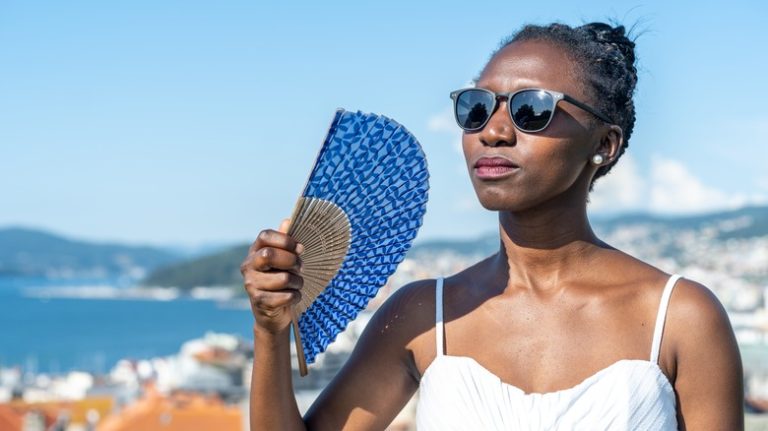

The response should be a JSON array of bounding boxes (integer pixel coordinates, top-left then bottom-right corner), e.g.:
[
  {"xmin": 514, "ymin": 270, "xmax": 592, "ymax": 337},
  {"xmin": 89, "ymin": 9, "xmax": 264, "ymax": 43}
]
[{"xmin": 491, "ymin": 22, "xmax": 638, "ymax": 186}]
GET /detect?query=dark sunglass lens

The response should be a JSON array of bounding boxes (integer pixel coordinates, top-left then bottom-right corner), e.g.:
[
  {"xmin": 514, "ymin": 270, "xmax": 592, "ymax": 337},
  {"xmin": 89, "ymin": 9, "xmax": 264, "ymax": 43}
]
[
  {"xmin": 510, "ymin": 90, "xmax": 554, "ymax": 132},
  {"xmin": 455, "ymin": 90, "xmax": 493, "ymax": 130}
]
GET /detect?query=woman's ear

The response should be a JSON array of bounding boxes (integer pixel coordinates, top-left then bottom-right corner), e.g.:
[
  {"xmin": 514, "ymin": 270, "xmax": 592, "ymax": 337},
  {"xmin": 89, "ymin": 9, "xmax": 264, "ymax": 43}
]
[{"xmin": 596, "ymin": 124, "xmax": 623, "ymax": 163}]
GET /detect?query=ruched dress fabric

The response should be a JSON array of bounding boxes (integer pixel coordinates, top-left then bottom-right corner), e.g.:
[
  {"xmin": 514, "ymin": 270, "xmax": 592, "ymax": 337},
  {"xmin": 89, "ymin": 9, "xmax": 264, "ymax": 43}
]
[{"xmin": 415, "ymin": 276, "xmax": 681, "ymax": 430}]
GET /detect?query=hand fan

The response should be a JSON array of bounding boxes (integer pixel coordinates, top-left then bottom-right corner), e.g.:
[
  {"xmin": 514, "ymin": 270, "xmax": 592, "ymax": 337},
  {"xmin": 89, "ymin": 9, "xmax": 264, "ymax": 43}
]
[{"xmin": 286, "ymin": 109, "xmax": 429, "ymax": 375}]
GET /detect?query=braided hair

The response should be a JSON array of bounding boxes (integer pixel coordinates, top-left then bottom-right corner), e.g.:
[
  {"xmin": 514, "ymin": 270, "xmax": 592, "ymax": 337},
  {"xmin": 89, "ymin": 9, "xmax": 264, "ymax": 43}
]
[{"xmin": 491, "ymin": 22, "xmax": 638, "ymax": 187}]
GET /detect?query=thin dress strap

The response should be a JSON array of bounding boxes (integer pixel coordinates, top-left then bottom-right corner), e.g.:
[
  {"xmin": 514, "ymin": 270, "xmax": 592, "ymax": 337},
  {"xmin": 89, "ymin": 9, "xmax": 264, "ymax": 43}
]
[
  {"xmin": 435, "ymin": 277, "xmax": 444, "ymax": 357},
  {"xmin": 650, "ymin": 274, "xmax": 683, "ymax": 364}
]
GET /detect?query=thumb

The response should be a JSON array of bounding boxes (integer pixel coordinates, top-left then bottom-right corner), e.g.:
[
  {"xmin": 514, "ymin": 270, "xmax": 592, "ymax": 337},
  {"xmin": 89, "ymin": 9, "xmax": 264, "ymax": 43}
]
[
  {"xmin": 278, "ymin": 218, "xmax": 291, "ymax": 234},
  {"xmin": 278, "ymin": 218, "xmax": 303, "ymax": 254}
]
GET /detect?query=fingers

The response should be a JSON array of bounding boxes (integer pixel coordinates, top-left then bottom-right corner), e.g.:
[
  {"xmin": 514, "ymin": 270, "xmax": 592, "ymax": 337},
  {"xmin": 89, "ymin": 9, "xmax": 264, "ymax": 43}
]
[
  {"xmin": 245, "ymin": 271, "xmax": 303, "ymax": 292},
  {"xmin": 243, "ymin": 272, "xmax": 303, "ymax": 318},
  {"xmin": 247, "ymin": 246, "xmax": 302, "ymax": 273},
  {"xmin": 241, "ymin": 221, "xmax": 308, "ymax": 328},
  {"xmin": 250, "ymin": 228, "xmax": 304, "ymax": 256},
  {"xmin": 277, "ymin": 219, "xmax": 305, "ymax": 254}
]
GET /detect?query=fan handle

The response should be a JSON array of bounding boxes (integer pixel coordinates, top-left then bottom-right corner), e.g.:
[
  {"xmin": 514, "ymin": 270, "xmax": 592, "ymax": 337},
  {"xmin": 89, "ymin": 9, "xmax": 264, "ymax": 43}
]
[
  {"xmin": 284, "ymin": 203, "xmax": 308, "ymax": 377},
  {"xmin": 291, "ymin": 314, "xmax": 308, "ymax": 376}
]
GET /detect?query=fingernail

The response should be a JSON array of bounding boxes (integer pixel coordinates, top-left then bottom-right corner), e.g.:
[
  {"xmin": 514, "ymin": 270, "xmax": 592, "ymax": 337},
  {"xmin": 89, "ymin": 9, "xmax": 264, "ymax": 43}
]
[{"xmin": 296, "ymin": 243, "xmax": 305, "ymax": 255}]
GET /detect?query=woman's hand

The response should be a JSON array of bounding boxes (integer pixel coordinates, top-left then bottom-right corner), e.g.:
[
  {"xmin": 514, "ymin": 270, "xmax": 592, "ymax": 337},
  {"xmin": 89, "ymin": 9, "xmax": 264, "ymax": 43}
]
[{"xmin": 241, "ymin": 219, "xmax": 305, "ymax": 334}]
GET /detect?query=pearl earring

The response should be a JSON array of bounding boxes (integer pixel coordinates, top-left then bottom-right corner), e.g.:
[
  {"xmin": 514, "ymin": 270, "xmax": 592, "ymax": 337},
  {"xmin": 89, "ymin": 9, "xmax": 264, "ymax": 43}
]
[{"xmin": 591, "ymin": 154, "xmax": 604, "ymax": 165}]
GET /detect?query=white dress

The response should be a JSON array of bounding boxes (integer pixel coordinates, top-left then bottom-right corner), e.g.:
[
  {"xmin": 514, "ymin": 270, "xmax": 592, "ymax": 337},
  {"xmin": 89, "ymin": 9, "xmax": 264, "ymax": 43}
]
[{"xmin": 415, "ymin": 276, "xmax": 681, "ymax": 430}]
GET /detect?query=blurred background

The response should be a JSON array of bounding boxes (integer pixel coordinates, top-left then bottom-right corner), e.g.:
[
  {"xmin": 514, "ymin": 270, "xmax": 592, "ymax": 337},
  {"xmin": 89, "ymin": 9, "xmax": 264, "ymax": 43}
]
[{"xmin": 1, "ymin": 0, "xmax": 767, "ymax": 429}]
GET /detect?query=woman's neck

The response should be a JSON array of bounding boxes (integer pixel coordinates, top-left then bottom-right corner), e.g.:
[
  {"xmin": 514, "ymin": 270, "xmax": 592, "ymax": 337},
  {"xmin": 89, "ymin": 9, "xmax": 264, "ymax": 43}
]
[{"xmin": 494, "ymin": 201, "xmax": 606, "ymax": 293}]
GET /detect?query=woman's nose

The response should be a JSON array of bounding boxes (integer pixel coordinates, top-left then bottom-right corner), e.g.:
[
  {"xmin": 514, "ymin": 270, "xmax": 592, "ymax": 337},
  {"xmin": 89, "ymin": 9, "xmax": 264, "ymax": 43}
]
[{"xmin": 480, "ymin": 102, "xmax": 516, "ymax": 147}]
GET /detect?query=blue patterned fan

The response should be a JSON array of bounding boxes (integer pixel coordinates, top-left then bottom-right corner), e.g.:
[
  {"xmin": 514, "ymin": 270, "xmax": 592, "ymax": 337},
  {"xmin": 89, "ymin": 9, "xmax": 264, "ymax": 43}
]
[{"xmin": 286, "ymin": 109, "xmax": 429, "ymax": 375}]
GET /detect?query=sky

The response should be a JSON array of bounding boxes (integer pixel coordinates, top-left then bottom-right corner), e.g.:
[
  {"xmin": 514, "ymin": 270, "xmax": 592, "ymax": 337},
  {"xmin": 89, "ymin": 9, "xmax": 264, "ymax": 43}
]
[{"xmin": 1, "ymin": 0, "xmax": 767, "ymax": 247}]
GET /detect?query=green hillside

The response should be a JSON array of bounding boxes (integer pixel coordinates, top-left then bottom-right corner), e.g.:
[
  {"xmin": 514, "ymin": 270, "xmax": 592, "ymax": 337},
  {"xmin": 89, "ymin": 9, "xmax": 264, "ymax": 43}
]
[{"xmin": 142, "ymin": 244, "xmax": 250, "ymax": 289}]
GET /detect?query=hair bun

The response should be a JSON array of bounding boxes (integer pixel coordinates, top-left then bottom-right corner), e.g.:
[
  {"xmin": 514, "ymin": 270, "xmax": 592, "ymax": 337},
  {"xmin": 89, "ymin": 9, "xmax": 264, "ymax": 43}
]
[{"xmin": 580, "ymin": 22, "xmax": 636, "ymax": 67}]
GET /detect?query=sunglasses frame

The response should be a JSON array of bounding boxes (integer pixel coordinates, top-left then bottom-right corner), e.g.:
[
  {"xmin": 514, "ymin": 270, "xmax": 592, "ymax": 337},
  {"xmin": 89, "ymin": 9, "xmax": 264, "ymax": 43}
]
[{"xmin": 449, "ymin": 87, "xmax": 614, "ymax": 133}]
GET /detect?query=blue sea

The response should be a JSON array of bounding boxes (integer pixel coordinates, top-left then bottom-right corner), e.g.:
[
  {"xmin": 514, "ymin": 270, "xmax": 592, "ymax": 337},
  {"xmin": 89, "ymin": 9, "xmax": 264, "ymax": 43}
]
[{"xmin": 0, "ymin": 277, "xmax": 255, "ymax": 374}]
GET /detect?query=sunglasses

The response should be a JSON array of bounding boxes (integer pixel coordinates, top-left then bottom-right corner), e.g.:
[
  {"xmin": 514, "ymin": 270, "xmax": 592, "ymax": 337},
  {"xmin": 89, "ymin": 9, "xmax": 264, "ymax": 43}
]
[{"xmin": 450, "ymin": 88, "xmax": 613, "ymax": 133}]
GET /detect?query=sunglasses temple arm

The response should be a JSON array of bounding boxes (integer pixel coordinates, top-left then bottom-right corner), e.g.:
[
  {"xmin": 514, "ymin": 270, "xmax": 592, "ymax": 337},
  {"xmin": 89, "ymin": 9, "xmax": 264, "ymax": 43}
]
[{"xmin": 563, "ymin": 95, "xmax": 613, "ymax": 124}]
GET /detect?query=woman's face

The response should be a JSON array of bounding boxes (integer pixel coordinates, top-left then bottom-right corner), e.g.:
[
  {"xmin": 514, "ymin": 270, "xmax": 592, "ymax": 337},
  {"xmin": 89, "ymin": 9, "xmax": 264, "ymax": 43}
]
[{"xmin": 463, "ymin": 40, "xmax": 603, "ymax": 213}]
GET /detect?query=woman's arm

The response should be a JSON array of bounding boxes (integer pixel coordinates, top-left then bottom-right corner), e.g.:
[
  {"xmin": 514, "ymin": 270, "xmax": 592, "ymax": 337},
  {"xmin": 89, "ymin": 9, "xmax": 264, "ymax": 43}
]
[
  {"xmin": 668, "ymin": 279, "xmax": 744, "ymax": 430},
  {"xmin": 242, "ymin": 224, "xmax": 306, "ymax": 431},
  {"xmin": 243, "ymin": 221, "xmax": 431, "ymax": 430},
  {"xmin": 250, "ymin": 324, "xmax": 304, "ymax": 431},
  {"xmin": 303, "ymin": 281, "xmax": 432, "ymax": 430}
]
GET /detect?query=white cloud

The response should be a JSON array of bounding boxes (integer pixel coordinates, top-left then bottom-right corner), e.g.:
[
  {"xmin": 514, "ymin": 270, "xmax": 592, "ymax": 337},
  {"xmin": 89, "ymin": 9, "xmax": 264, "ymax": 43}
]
[
  {"xmin": 589, "ymin": 154, "xmax": 646, "ymax": 213},
  {"xmin": 591, "ymin": 155, "xmax": 768, "ymax": 216},
  {"xmin": 649, "ymin": 158, "xmax": 726, "ymax": 212},
  {"xmin": 649, "ymin": 158, "xmax": 745, "ymax": 213}
]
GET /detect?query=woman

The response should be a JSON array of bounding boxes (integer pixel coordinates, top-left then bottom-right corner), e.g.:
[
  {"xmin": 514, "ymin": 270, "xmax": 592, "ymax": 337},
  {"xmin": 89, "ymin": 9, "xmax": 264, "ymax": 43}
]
[{"xmin": 241, "ymin": 22, "xmax": 744, "ymax": 430}]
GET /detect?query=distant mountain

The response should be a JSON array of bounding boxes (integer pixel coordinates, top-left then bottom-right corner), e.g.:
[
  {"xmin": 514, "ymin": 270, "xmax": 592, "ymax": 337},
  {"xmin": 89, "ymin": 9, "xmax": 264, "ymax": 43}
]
[
  {"xmin": 595, "ymin": 205, "xmax": 768, "ymax": 239},
  {"xmin": 140, "ymin": 205, "xmax": 768, "ymax": 288},
  {"xmin": 0, "ymin": 227, "xmax": 181, "ymax": 279},
  {"xmin": 142, "ymin": 244, "xmax": 249, "ymax": 289}
]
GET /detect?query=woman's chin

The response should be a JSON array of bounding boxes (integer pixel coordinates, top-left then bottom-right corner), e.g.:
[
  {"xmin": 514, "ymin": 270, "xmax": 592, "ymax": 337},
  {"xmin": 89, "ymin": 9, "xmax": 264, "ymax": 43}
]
[
  {"xmin": 476, "ymin": 192, "xmax": 551, "ymax": 214},
  {"xmin": 473, "ymin": 187, "xmax": 520, "ymax": 211},
  {"xmin": 476, "ymin": 196, "xmax": 518, "ymax": 212}
]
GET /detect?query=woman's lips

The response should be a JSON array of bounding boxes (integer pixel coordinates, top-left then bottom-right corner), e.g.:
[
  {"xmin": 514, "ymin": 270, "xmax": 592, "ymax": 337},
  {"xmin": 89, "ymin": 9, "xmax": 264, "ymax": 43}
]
[{"xmin": 474, "ymin": 157, "xmax": 519, "ymax": 179}]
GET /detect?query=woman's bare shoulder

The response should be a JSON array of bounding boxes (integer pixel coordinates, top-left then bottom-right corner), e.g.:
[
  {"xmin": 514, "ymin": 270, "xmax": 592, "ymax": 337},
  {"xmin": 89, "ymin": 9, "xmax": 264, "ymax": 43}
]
[
  {"xmin": 663, "ymin": 277, "xmax": 744, "ymax": 427},
  {"xmin": 593, "ymin": 246, "xmax": 678, "ymax": 298},
  {"xmin": 664, "ymin": 276, "xmax": 736, "ymax": 352},
  {"xmin": 600, "ymin": 248, "xmax": 728, "ymax": 312},
  {"xmin": 371, "ymin": 254, "xmax": 495, "ymax": 334},
  {"xmin": 364, "ymin": 259, "xmax": 494, "ymax": 367},
  {"xmin": 605, "ymin": 251, "xmax": 739, "ymax": 363},
  {"xmin": 360, "ymin": 278, "xmax": 438, "ymax": 354}
]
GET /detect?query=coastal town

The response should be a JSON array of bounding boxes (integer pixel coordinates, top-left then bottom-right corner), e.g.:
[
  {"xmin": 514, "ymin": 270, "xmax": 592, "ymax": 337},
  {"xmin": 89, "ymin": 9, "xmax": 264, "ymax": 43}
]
[{"xmin": 2, "ymin": 211, "xmax": 768, "ymax": 430}]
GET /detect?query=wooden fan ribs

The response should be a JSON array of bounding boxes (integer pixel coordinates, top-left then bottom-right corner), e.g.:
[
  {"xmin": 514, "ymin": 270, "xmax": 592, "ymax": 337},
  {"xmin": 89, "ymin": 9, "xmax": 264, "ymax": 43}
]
[{"xmin": 288, "ymin": 196, "xmax": 351, "ymax": 315}]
